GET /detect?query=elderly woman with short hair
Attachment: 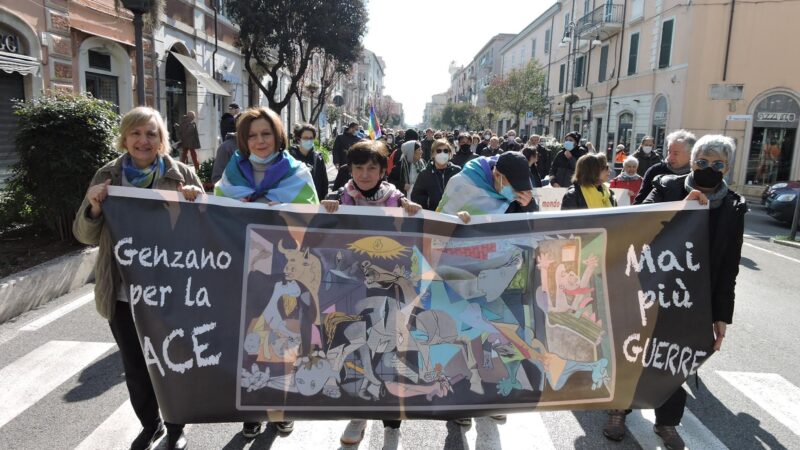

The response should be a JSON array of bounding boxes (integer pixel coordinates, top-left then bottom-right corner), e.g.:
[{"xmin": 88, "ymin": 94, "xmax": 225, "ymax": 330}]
[
  {"xmin": 73, "ymin": 106, "xmax": 202, "ymax": 450},
  {"xmin": 609, "ymin": 156, "xmax": 643, "ymax": 204},
  {"xmin": 603, "ymin": 135, "xmax": 746, "ymax": 450}
]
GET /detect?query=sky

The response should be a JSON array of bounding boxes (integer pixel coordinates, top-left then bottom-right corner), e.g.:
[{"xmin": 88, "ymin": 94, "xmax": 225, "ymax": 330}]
[{"xmin": 362, "ymin": 0, "xmax": 553, "ymax": 126}]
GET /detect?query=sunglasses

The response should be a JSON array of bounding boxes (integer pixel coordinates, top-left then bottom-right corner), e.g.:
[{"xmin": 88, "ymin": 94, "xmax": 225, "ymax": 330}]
[
  {"xmin": 435, "ymin": 148, "xmax": 451, "ymax": 154},
  {"xmin": 694, "ymin": 159, "xmax": 726, "ymax": 172}
]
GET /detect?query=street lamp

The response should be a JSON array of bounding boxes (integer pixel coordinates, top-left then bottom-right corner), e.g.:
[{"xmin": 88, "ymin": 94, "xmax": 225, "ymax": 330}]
[{"xmin": 120, "ymin": 0, "xmax": 151, "ymax": 105}]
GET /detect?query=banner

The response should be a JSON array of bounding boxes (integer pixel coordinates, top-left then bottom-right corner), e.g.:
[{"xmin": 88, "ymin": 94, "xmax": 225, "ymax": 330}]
[
  {"xmin": 103, "ymin": 187, "xmax": 713, "ymax": 423},
  {"xmin": 533, "ymin": 187, "xmax": 631, "ymax": 211}
]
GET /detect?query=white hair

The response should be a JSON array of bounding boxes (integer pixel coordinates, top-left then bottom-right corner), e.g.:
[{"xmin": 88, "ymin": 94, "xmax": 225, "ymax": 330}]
[
  {"xmin": 666, "ymin": 129, "xmax": 697, "ymax": 151},
  {"xmin": 623, "ymin": 156, "xmax": 639, "ymax": 167},
  {"xmin": 691, "ymin": 134, "xmax": 735, "ymax": 163}
]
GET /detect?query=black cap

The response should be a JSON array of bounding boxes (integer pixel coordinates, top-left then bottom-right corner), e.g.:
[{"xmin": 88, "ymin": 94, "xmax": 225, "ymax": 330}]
[
  {"xmin": 228, "ymin": 103, "xmax": 240, "ymax": 109},
  {"xmin": 495, "ymin": 151, "xmax": 533, "ymax": 192},
  {"xmin": 347, "ymin": 121, "xmax": 360, "ymax": 129}
]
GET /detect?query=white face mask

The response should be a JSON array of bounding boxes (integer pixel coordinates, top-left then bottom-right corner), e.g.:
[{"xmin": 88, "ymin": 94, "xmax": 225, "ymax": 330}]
[
  {"xmin": 434, "ymin": 152, "xmax": 449, "ymax": 165},
  {"xmin": 484, "ymin": 134, "xmax": 491, "ymax": 140},
  {"xmin": 642, "ymin": 146, "xmax": 653, "ymax": 154}
]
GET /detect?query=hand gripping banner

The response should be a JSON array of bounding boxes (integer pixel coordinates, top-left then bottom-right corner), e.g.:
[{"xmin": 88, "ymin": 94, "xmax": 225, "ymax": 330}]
[{"xmin": 102, "ymin": 186, "xmax": 713, "ymax": 423}]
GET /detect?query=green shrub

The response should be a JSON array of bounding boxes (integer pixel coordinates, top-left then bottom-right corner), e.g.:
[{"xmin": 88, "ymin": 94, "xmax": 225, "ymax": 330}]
[
  {"xmin": 4, "ymin": 93, "xmax": 119, "ymax": 240},
  {"xmin": 197, "ymin": 157, "xmax": 214, "ymax": 184}
]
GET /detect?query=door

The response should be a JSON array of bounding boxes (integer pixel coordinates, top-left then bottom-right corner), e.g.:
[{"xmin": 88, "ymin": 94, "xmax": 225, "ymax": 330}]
[
  {"xmin": 617, "ymin": 113, "xmax": 633, "ymax": 151},
  {"xmin": 0, "ymin": 71, "xmax": 25, "ymax": 186}
]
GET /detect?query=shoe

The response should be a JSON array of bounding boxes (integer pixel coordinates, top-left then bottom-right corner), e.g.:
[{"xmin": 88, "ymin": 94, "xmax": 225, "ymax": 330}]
[
  {"xmin": 454, "ymin": 418, "xmax": 472, "ymax": 427},
  {"xmin": 382, "ymin": 426, "xmax": 402, "ymax": 450},
  {"xmin": 654, "ymin": 425, "xmax": 685, "ymax": 449},
  {"xmin": 340, "ymin": 419, "xmax": 368, "ymax": 445},
  {"xmin": 130, "ymin": 421, "xmax": 165, "ymax": 450},
  {"xmin": 602, "ymin": 410, "xmax": 627, "ymax": 441},
  {"xmin": 274, "ymin": 420, "xmax": 295, "ymax": 435},
  {"xmin": 490, "ymin": 414, "xmax": 507, "ymax": 423},
  {"xmin": 166, "ymin": 430, "xmax": 188, "ymax": 450},
  {"xmin": 242, "ymin": 422, "xmax": 262, "ymax": 439}
]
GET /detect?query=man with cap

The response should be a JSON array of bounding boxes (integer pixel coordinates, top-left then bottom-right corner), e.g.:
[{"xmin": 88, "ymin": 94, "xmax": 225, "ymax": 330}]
[
  {"xmin": 437, "ymin": 151, "xmax": 538, "ymax": 223},
  {"xmin": 332, "ymin": 121, "xmax": 363, "ymax": 168}
]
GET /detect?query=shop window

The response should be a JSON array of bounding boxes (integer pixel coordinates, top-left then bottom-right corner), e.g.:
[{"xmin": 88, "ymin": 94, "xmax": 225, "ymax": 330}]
[{"xmin": 746, "ymin": 94, "xmax": 799, "ymax": 185}]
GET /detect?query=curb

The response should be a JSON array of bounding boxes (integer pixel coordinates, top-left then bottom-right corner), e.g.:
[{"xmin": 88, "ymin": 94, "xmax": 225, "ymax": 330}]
[
  {"xmin": 770, "ymin": 237, "xmax": 800, "ymax": 249},
  {"xmin": 0, "ymin": 247, "xmax": 98, "ymax": 323}
]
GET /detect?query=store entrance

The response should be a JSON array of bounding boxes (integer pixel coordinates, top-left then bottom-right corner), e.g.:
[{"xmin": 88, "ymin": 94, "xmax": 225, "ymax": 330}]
[{"xmin": 747, "ymin": 127, "xmax": 796, "ymax": 185}]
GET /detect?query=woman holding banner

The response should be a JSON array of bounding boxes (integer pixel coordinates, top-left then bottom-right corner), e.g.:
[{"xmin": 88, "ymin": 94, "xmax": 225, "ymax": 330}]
[
  {"xmin": 73, "ymin": 106, "xmax": 203, "ymax": 450},
  {"xmin": 603, "ymin": 135, "xmax": 746, "ymax": 450},
  {"xmin": 213, "ymin": 106, "xmax": 319, "ymax": 439},
  {"xmin": 560, "ymin": 153, "xmax": 616, "ymax": 210}
]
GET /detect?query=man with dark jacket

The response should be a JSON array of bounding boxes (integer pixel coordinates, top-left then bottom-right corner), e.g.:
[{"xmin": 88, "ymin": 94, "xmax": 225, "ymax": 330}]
[
  {"xmin": 289, "ymin": 123, "xmax": 329, "ymax": 201},
  {"xmin": 500, "ymin": 130, "xmax": 522, "ymax": 152},
  {"xmin": 634, "ymin": 130, "xmax": 696, "ymax": 204},
  {"xmin": 548, "ymin": 132, "xmax": 587, "ymax": 187},
  {"xmin": 421, "ymin": 128, "xmax": 435, "ymax": 161},
  {"xmin": 527, "ymin": 134, "xmax": 551, "ymax": 180},
  {"xmin": 480, "ymin": 136, "xmax": 502, "ymax": 157},
  {"xmin": 452, "ymin": 134, "xmax": 479, "ymax": 168},
  {"xmin": 332, "ymin": 122, "xmax": 362, "ymax": 168},
  {"xmin": 632, "ymin": 136, "xmax": 662, "ymax": 177},
  {"xmin": 411, "ymin": 140, "xmax": 461, "ymax": 210}
]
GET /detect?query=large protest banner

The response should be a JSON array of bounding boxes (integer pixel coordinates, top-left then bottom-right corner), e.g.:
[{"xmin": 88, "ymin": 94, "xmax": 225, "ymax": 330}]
[{"xmin": 102, "ymin": 187, "xmax": 713, "ymax": 424}]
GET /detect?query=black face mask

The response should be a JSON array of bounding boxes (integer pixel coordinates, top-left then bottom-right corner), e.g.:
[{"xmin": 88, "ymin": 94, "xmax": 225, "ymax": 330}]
[
  {"xmin": 459, "ymin": 144, "xmax": 472, "ymax": 152},
  {"xmin": 693, "ymin": 167, "xmax": 723, "ymax": 188}
]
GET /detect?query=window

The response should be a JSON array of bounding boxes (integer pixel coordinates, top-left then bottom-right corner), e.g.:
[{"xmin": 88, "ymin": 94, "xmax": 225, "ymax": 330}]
[
  {"xmin": 563, "ymin": 13, "xmax": 571, "ymax": 40},
  {"xmin": 659, "ymin": 19, "xmax": 674, "ymax": 69},
  {"xmin": 520, "ymin": 48, "xmax": 525, "ymax": 66},
  {"xmin": 627, "ymin": 32, "xmax": 639, "ymax": 76},
  {"xmin": 584, "ymin": 0, "xmax": 591, "ymax": 14},
  {"xmin": 574, "ymin": 56, "xmax": 585, "ymax": 87},
  {"xmin": 544, "ymin": 29, "xmax": 551, "ymax": 54},
  {"xmin": 85, "ymin": 72, "xmax": 119, "ymax": 109},
  {"xmin": 558, "ymin": 64, "xmax": 565, "ymax": 93},
  {"xmin": 631, "ymin": 0, "xmax": 644, "ymax": 20},
  {"xmin": 598, "ymin": 45, "xmax": 609, "ymax": 82},
  {"xmin": 531, "ymin": 39, "xmax": 537, "ymax": 57},
  {"xmin": 511, "ymin": 53, "xmax": 516, "ymax": 67},
  {"xmin": 88, "ymin": 50, "xmax": 111, "ymax": 71}
]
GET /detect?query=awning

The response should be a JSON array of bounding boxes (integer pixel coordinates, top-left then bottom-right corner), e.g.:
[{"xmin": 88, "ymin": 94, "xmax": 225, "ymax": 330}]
[
  {"xmin": 0, "ymin": 51, "xmax": 39, "ymax": 76},
  {"xmin": 169, "ymin": 52, "xmax": 230, "ymax": 96}
]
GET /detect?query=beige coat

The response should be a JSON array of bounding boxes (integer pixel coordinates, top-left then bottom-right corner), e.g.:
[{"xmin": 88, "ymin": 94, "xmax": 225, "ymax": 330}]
[{"xmin": 72, "ymin": 154, "xmax": 202, "ymax": 320}]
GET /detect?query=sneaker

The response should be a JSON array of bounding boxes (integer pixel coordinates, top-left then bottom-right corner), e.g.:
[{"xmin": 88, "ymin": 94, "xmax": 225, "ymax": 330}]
[
  {"xmin": 274, "ymin": 421, "xmax": 295, "ymax": 435},
  {"xmin": 490, "ymin": 414, "xmax": 507, "ymax": 423},
  {"xmin": 382, "ymin": 426, "xmax": 402, "ymax": 450},
  {"xmin": 654, "ymin": 424, "xmax": 685, "ymax": 450},
  {"xmin": 166, "ymin": 430, "xmax": 188, "ymax": 450},
  {"xmin": 340, "ymin": 419, "xmax": 368, "ymax": 445},
  {"xmin": 454, "ymin": 418, "xmax": 472, "ymax": 427},
  {"xmin": 602, "ymin": 410, "xmax": 627, "ymax": 441},
  {"xmin": 130, "ymin": 421, "xmax": 165, "ymax": 450},
  {"xmin": 242, "ymin": 422, "xmax": 262, "ymax": 439}
]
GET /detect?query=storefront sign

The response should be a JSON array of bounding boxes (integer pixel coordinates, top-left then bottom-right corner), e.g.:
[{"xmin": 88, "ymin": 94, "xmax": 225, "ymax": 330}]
[
  {"xmin": 756, "ymin": 112, "xmax": 796, "ymax": 123},
  {"xmin": 0, "ymin": 33, "xmax": 20, "ymax": 54}
]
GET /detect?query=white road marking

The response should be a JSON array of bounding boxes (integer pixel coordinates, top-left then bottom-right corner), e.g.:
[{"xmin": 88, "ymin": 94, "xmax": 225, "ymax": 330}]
[
  {"xmin": 626, "ymin": 408, "xmax": 728, "ymax": 449},
  {"xmin": 718, "ymin": 371, "xmax": 800, "ymax": 437},
  {"xmin": 743, "ymin": 242, "xmax": 800, "ymax": 264},
  {"xmin": 0, "ymin": 340, "xmax": 114, "ymax": 428},
  {"xmin": 20, "ymin": 293, "xmax": 94, "ymax": 331},
  {"xmin": 463, "ymin": 413, "xmax": 555, "ymax": 450},
  {"xmin": 75, "ymin": 400, "xmax": 142, "ymax": 450},
  {"xmin": 270, "ymin": 419, "xmax": 373, "ymax": 449}
]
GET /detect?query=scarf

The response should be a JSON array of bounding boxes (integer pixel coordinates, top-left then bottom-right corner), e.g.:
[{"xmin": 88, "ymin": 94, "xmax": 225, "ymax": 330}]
[
  {"xmin": 685, "ymin": 173, "xmax": 729, "ymax": 209},
  {"xmin": 342, "ymin": 180, "xmax": 402, "ymax": 207},
  {"xmin": 580, "ymin": 184, "xmax": 613, "ymax": 209},
  {"xmin": 436, "ymin": 156, "xmax": 510, "ymax": 215},
  {"xmin": 667, "ymin": 162, "xmax": 692, "ymax": 175},
  {"xmin": 122, "ymin": 154, "xmax": 164, "ymax": 188},
  {"xmin": 214, "ymin": 150, "xmax": 319, "ymax": 204},
  {"xmin": 618, "ymin": 172, "xmax": 642, "ymax": 181}
]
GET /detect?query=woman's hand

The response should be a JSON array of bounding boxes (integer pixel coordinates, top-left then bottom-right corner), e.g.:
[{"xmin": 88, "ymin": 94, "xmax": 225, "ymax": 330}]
[
  {"xmin": 321, "ymin": 200, "xmax": 340, "ymax": 213},
  {"xmin": 713, "ymin": 321, "xmax": 727, "ymax": 351},
  {"xmin": 178, "ymin": 183, "xmax": 204, "ymax": 202},
  {"xmin": 401, "ymin": 199, "xmax": 421, "ymax": 216},
  {"xmin": 457, "ymin": 211, "xmax": 471, "ymax": 224},
  {"xmin": 551, "ymin": 182, "xmax": 560, "ymax": 188},
  {"xmin": 515, "ymin": 190, "xmax": 533, "ymax": 206},
  {"xmin": 87, "ymin": 179, "xmax": 111, "ymax": 219},
  {"xmin": 685, "ymin": 189, "xmax": 709, "ymax": 205}
]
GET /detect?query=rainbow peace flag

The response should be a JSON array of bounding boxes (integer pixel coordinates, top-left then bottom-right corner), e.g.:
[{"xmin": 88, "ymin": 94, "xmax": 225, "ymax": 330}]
[{"xmin": 368, "ymin": 105, "xmax": 382, "ymax": 140}]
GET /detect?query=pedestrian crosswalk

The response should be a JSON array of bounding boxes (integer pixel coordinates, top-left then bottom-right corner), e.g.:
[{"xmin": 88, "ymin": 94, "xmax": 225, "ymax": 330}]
[{"xmin": 1, "ymin": 296, "xmax": 799, "ymax": 449}]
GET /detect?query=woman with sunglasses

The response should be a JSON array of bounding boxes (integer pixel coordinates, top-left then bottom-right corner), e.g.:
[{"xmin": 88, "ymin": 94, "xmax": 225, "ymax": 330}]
[
  {"xmin": 603, "ymin": 135, "xmax": 746, "ymax": 450},
  {"xmin": 410, "ymin": 139, "xmax": 462, "ymax": 210},
  {"xmin": 560, "ymin": 153, "xmax": 616, "ymax": 210}
]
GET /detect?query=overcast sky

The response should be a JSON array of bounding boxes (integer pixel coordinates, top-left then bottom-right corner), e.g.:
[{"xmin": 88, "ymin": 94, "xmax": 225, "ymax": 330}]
[{"xmin": 362, "ymin": 0, "xmax": 553, "ymax": 125}]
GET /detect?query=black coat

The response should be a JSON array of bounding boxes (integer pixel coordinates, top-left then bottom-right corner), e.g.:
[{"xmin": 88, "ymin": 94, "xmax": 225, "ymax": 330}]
[
  {"xmin": 634, "ymin": 161, "xmax": 675, "ymax": 204},
  {"xmin": 549, "ymin": 147, "xmax": 587, "ymax": 187},
  {"xmin": 332, "ymin": 132, "xmax": 361, "ymax": 166},
  {"xmin": 560, "ymin": 182, "xmax": 617, "ymax": 210},
  {"xmin": 534, "ymin": 144, "xmax": 551, "ymax": 180},
  {"xmin": 219, "ymin": 113, "xmax": 236, "ymax": 137},
  {"xmin": 289, "ymin": 145, "xmax": 329, "ymax": 201},
  {"xmin": 451, "ymin": 148, "xmax": 478, "ymax": 169},
  {"xmin": 530, "ymin": 164, "xmax": 544, "ymax": 188},
  {"xmin": 410, "ymin": 162, "xmax": 462, "ymax": 211},
  {"xmin": 501, "ymin": 140, "xmax": 522, "ymax": 152},
  {"xmin": 421, "ymin": 138, "xmax": 434, "ymax": 161},
  {"xmin": 480, "ymin": 146, "xmax": 502, "ymax": 157},
  {"xmin": 643, "ymin": 174, "xmax": 747, "ymax": 324},
  {"xmin": 332, "ymin": 164, "xmax": 351, "ymax": 191},
  {"xmin": 632, "ymin": 148, "xmax": 663, "ymax": 177}
]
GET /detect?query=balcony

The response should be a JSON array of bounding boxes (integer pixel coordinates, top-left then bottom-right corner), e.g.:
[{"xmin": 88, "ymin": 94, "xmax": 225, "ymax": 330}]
[{"xmin": 576, "ymin": 4, "xmax": 623, "ymax": 40}]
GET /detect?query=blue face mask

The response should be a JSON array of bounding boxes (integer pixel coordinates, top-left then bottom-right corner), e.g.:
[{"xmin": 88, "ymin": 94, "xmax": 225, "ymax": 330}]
[
  {"xmin": 564, "ymin": 141, "xmax": 575, "ymax": 151},
  {"xmin": 300, "ymin": 139, "xmax": 315, "ymax": 151},
  {"xmin": 249, "ymin": 152, "xmax": 279, "ymax": 165},
  {"xmin": 499, "ymin": 184, "xmax": 516, "ymax": 202}
]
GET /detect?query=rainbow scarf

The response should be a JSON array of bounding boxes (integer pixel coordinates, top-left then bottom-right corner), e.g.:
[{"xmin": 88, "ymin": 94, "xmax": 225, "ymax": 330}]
[
  {"xmin": 214, "ymin": 150, "xmax": 319, "ymax": 204},
  {"xmin": 122, "ymin": 154, "xmax": 164, "ymax": 188},
  {"xmin": 436, "ymin": 156, "xmax": 510, "ymax": 215},
  {"xmin": 368, "ymin": 105, "xmax": 382, "ymax": 140}
]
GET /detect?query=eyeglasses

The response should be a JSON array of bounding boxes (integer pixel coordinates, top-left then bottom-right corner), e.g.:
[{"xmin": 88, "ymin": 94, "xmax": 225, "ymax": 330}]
[
  {"xmin": 694, "ymin": 159, "xmax": 726, "ymax": 172},
  {"xmin": 435, "ymin": 148, "xmax": 451, "ymax": 154}
]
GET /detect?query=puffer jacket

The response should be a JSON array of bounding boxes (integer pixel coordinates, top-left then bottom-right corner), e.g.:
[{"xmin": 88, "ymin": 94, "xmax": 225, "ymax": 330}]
[{"xmin": 72, "ymin": 154, "xmax": 202, "ymax": 320}]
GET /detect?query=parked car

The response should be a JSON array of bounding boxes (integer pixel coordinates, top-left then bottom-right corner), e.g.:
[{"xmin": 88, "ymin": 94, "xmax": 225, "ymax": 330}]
[
  {"xmin": 762, "ymin": 180, "xmax": 800, "ymax": 205},
  {"xmin": 764, "ymin": 182, "xmax": 800, "ymax": 223}
]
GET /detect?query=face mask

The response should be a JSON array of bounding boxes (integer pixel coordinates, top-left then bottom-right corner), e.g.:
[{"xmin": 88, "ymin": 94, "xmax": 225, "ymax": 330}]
[
  {"xmin": 693, "ymin": 167, "xmax": 723, "ymax": 188},
  {"xmin": 460, "ymin": 144, "xmax": 471, "ymax": 152},
  {"xmin": 434, "ymin": 152, "xmax": 449, "ymax": 165},
  {"xmin": 249, "ymin": 152, "xmax": 279, "ymax": 165},
  {"xmin": 300, "ymin": 139, "xmax": 315, "ymax": 151},
  {"xmin": 642, "ymin": 146, "xmax": 653, "ymax": 154},
  {"xmin": 484, "ymin": 134, "xmax": 491, "ymax": 140},
  {"xmin": 499, "ymin": 184, "xmax": 516, "ymax": 202},
  {"xmin": 564, "ymin": 141, "xmax": 575, "ymax": 151}
]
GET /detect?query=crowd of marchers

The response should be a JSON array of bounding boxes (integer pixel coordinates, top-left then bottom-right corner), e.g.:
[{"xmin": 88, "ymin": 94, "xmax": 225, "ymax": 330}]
[{"xmin": 73, "ymin": 105, "xmax": 746, "ymax": 450}]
